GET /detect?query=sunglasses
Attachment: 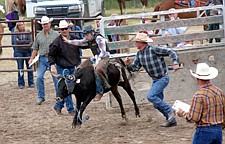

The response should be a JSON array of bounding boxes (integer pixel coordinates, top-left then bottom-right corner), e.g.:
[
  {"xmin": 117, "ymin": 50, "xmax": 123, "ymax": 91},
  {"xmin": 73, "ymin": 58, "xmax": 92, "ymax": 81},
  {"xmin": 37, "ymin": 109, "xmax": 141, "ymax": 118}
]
[{"xmin": 60, "ymin": 27, "xmax": 69, "ymax": 31}]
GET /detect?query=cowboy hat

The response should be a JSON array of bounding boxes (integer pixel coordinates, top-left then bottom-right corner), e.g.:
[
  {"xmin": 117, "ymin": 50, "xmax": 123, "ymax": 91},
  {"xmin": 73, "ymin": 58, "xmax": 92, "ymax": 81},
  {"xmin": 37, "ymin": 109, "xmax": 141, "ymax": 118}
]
[
  {"xmin": 190, "ymin": 63, "xmax": 218, "ymax": 80},
  {"xmin": 130, "ymin": 32, "xmax": 153, "ymax": 43},
  {"xmin": 168, "ymin": 8, "xmax": 177, "ymax": 14},
  {"xmin": 54, "ymin": 20, "xmax": 73, "ymax": 29},
  {"xmin": 0, "ymin": 5, "xmax": 5, "ymax": 13},
  {"xmin": 37, "ymin": 16, "xmax": 53, "ymax": 24}
]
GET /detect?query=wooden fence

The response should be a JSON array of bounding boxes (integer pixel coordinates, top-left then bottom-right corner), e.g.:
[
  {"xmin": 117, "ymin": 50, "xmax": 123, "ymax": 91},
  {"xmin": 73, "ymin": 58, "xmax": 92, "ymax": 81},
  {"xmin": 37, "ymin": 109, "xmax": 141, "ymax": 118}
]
[
  {"xmin": 0, "ymin": 5, "xmax": 224, "ymax": 73},
  {"xmin": 0, "ymin": 17, "xmax": 100, "ymax": 72},
  {"xmin": 99, "ymin": 5, "xmax": 225, "ymax": 50}
]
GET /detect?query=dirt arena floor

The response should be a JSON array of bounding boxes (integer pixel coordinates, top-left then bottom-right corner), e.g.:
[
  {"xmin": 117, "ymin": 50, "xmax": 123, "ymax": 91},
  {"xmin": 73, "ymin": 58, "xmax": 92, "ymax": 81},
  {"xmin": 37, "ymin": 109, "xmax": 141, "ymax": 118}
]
[{"xmin": 1, "ymin": 25, "xmax": 225, "ymax": 144}]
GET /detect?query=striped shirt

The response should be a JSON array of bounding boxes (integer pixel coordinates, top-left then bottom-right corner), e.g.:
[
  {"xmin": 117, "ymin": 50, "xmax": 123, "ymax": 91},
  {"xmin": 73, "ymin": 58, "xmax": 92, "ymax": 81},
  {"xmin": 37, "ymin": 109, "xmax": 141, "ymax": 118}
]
[
  {"xmin": 128, "ymin": 45, "xmax": 179, "ymax": 79},
  {"xmin": 184, "ymin": 83, "xmax": 225, "ymax": 127},
  {"xmin": 32, "ymin": 29, "xmax": 59, "ymax": 55}
]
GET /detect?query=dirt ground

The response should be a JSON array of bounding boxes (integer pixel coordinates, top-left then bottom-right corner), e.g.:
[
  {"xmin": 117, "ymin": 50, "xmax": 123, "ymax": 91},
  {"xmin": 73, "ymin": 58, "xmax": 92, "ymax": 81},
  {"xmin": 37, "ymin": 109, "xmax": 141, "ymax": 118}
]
[{"xmin": 1, "ymin": 19, "xmax": 225, "ymax": 144}]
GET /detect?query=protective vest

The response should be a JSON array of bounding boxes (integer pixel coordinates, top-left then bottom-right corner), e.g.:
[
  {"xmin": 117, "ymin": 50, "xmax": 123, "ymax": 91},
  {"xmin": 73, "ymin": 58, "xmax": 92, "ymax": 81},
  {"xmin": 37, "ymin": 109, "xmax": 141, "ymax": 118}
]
[{"xmin": 87, "ymin": 34, "xmax": 109, "ymax": 56}]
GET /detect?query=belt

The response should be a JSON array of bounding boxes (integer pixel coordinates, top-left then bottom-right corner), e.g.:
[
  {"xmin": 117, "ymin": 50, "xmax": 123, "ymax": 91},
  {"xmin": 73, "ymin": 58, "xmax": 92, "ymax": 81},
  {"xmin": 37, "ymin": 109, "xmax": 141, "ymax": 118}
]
[{"xmin": 152, "ymin": 73, "xmax": 167, "ymax": 80}]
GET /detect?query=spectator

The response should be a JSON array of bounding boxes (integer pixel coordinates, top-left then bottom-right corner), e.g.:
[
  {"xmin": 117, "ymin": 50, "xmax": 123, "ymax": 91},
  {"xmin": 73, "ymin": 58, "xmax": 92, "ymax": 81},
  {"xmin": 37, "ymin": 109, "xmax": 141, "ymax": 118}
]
[
  {"xmin": 205, "ymin": 0, "xmax": 222, "ymax": 16},
  {"xmin": 206, "ymin": 9, "xmax": 221, "ymax": 43},
  {"xmin": 49, "ymin": 20, "xmax": 81, "ymax": 116},
  {"xmin": 158, "ymin": 8, "xmax": 187, "ymax": 47},
  {"xmin": 176, "ymin": 40, "xmax": 194, "ymax": 48},
  {"xmin": 63, "ymin": 25, "xmax": 112, "ymax": 101},
  {"xmin": 107, "ymin": 14, "xmax": 119, "ymax": 54},
  {"xmin": 189, "ymin": 0, "xmax": 195, "ymax": 7},
  {"xmin": 94, "ymin": 15, "xmax": 103, "ymax": 32},
  {"xmin": 5, "ymin": 3, "xmax": 19, "ymax": 53},
  {"xmin": 65, "ymin": 20, "xmax": 83, "ymax": 39},
  {"xmin": 14, "ymin": 22, "xmax": 34, "ymax": 89},
  {"xmin": 28, "ymin": 16, "xmax": 59, "ymax": 105},
  {"xmin": 140, "ymin": 17, "xmax": 154, "ymax": 36},
  {"xmin": 67, "ymin": 20, "xmax": 83, "ymax": 56},
  {"xmin": 124, "ymin": 32, "xmax": 179, "ymax": 127},
  {"xmin": 177, "ymin": 63, "xmax": 225, "ymax": 144},
  {"xmin": 0, "ymin": 5, "xmax": 5, "ymax": 54}
]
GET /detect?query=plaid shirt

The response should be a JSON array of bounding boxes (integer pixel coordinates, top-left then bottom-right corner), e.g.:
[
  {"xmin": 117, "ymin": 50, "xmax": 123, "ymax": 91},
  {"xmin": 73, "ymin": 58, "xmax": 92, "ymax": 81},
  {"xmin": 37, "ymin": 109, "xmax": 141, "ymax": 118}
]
[
  {"xmin": 128, "ymin": 45, "xmax": 179, "ymax": 79},
  {"xmin": 184, "ymin": 83, "xmax": 225, "ymax": 127}
]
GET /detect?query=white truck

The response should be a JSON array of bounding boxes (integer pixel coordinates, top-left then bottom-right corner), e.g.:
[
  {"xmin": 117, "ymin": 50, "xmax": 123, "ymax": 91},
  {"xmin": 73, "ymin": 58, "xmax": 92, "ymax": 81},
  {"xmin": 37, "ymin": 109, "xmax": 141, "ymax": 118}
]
[{"xmin": 26, "ymin": 0, "xmax": 104, "ymax": 29}]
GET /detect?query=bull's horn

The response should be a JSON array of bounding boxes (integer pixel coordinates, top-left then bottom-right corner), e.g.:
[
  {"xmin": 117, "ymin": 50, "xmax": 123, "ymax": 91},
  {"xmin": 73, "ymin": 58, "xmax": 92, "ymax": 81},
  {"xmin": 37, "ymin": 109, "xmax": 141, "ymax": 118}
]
[{"xmin": 55, "ymin": 97, "xmax": 62, "ymax": 101}]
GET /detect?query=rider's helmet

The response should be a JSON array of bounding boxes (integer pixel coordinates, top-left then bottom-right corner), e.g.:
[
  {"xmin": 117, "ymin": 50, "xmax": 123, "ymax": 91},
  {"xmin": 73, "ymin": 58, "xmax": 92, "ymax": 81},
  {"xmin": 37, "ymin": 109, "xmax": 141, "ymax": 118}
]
[{"xmin": 83, "ymin": 25, "xmax": 95, "ymax": 35}]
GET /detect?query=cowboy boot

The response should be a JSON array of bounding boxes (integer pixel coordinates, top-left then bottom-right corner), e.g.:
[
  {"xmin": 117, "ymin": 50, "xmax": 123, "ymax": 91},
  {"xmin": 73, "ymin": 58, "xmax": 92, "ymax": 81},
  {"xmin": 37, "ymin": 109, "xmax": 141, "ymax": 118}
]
[{"xmin": 93, "ymin": 94, "xmax": 103, "ymax": 101}]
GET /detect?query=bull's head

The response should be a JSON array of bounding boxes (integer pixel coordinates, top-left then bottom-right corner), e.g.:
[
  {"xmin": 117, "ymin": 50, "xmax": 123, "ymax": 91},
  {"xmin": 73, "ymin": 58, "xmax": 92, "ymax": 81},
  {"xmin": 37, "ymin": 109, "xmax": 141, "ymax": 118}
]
[{"xmin": 55, "ymin": 69, "xmax": 76, "ymax": 101}]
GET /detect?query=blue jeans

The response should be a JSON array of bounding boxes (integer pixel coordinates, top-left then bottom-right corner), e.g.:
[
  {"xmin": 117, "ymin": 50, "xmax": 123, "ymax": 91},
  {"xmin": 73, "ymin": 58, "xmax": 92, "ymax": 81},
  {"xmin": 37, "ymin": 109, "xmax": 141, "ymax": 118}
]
[
  {"xmin": 14, "ymin": 50, "xmax": 34, "ymax": 87},
  {"xmin": 36, "ymin": 56, "xmax": 58, "ymax": 101},
  {"xmin": 147, "ymin": 74, "xmax": 174, "ymax": 120},
  {"xmin": 95, "ymin": 75, "xmax": 104, "ymax": 95},
  {"xmin": 54, "ymin": 66, "xmax": 75, "ymax": 113},
  {"xmin": 10, "ymin": 27, "xmax": 16, "ymax": 53},
  {"xmin": 190, "ymin": 0, "xmax": 195, "ymax": 7},
  {"xmin": 192, "ymin": 125, "xmax": 222, "ymax": 144}
]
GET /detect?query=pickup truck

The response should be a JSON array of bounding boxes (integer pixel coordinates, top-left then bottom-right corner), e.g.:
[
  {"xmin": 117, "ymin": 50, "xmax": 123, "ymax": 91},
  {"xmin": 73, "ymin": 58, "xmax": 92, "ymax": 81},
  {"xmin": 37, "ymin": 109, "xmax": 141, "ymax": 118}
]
[{"xmin": 26, "ymin": 0, "xmax": 104, "ymax": 30}]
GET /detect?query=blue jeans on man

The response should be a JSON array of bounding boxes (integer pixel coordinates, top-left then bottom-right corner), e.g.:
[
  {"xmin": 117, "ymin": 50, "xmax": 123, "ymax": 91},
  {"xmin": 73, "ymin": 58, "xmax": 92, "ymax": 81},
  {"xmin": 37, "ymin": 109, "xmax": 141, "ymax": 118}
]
[
  {"xmin": 147, "ymin": 74, "xmax": 176, "ymax": 122},
  {"xmin": 192, "ymin": 125, "xmax": 222, "ymax": 144},
  {"xmin": 14, "ymin": 50, "xmax": 34, "ymax": 87},
  {"xmin": 53, "ymin": 66, "xmax": 75, "ymax": 113},
  {"xmin": 36, "ymin": 56, "xmax": 58, "ymax": 101}
]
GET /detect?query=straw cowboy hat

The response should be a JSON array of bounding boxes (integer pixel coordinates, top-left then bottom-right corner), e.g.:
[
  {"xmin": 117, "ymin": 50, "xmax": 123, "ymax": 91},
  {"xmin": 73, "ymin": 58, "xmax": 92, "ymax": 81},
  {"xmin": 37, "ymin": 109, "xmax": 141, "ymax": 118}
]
[
  {"xmin": 0, "ymin": 5, "xmax": 5, "ymax": 13},
  {"xmin": 130, "ymin": 32, "xmax": 153, "ymax": 43},
  {"xmin": 54, "ymin": 20, "xmax": 73, "ymax": 29},
  {"xmin": 190, "ymin": 63, "xmax": 218, "ymax": 80},
  {"xmin": 37, "ymin": 16, "xmax": 53, "ymax": 24}
]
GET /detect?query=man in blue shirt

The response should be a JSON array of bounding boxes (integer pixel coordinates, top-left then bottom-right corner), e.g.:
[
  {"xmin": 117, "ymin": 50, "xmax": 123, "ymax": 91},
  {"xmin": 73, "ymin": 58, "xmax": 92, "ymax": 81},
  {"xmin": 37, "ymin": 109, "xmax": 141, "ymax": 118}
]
[{"xmin": 125, "ymin": 32, "xmax": 180, "ymax": 127}]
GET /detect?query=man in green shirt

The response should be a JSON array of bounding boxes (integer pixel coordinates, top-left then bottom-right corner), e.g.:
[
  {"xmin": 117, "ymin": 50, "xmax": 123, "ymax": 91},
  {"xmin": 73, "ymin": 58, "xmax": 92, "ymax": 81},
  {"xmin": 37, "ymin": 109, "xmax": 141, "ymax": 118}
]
[{"xmin": 29, "ymin": 16, "xmax": 59, "ymax": 105}]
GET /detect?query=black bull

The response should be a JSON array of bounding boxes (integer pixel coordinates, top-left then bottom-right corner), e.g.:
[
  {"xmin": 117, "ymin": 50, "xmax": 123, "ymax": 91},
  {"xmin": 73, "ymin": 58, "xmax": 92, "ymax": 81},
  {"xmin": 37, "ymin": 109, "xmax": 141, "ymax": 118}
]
[{"xmin": 56, "ymin": 58, "xmax": 140, "ymax": 128}]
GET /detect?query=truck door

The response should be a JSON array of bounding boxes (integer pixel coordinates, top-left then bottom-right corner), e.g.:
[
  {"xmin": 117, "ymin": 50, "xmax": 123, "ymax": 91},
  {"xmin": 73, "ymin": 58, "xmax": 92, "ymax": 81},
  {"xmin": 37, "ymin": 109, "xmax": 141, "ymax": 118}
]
[
  {"xmin": 88, "ymin": 0, "xmax": 96, "ymax": 17},
  {"xmin": 26, "ymin": 0, "xmax": 38, "ymax": 18}
]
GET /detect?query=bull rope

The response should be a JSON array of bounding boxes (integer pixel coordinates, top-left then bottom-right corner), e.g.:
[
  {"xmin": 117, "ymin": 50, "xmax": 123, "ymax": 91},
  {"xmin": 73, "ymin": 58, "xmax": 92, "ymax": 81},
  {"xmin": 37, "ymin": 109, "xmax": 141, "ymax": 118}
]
[{"xmin": 74, "ymin": 105, "xmax": 90, "ymax": 123}]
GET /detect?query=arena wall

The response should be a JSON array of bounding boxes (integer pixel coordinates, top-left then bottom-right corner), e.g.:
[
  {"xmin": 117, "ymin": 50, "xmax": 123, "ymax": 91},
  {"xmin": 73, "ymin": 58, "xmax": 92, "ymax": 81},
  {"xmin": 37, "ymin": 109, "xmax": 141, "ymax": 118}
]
[{"xmin": 106, "ymin": 43, "xmax": 225, "ymax": 108}]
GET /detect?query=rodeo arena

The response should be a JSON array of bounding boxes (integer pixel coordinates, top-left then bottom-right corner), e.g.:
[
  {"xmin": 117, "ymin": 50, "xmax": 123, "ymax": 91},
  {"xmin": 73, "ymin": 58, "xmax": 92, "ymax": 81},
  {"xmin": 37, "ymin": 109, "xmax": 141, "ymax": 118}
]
[{"xmin": 1, "ymin": 0, "xmax": 225, "ymax": 143}]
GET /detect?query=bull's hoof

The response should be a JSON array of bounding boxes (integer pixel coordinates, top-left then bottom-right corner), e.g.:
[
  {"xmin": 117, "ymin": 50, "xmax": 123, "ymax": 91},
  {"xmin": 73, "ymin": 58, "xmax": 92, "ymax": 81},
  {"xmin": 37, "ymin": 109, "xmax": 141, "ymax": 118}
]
[
  {"xmin": 71, "ymin": 123, "xmax": 82, "ymax": 129},
  {"xmin": 136, "ymin": 113, "xmax": 141, "ymax": 118}
]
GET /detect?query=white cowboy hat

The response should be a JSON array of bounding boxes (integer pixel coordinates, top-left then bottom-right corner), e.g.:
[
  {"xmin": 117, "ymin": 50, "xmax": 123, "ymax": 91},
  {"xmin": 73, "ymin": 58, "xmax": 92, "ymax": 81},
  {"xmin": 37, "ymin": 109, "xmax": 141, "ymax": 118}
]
[
  {"xmin": 0, "ymin": 5, "xmax": 5, "ymax": 13},
  {"xmin": 37, "ymin": 16, "xmax": 53, "ymax": 24},
  {"xmin": 168, "ymin": 8, "xmax": 176, "ymax": 11},
  {"xmin": 55, "ymin": 20, "xmax": 73, "ymax": 29},
  {"xmin": 190, "ymin": 63, "xmax": 218, "ymax": 80},
  {"xmin": 130, "ymin": 32, "xmax": 153, "ymax": 43},
  {"xmin": 168, "ymin": 8, "xmax": 177, "ymax": 14}
]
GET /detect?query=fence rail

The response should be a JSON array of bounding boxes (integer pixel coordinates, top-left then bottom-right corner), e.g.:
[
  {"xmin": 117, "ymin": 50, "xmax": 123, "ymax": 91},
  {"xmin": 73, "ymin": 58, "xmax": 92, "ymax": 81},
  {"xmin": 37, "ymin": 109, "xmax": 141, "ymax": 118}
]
[{"xmin": 100, "ymin": 5, "xmax": 225, "ymax": 49}]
